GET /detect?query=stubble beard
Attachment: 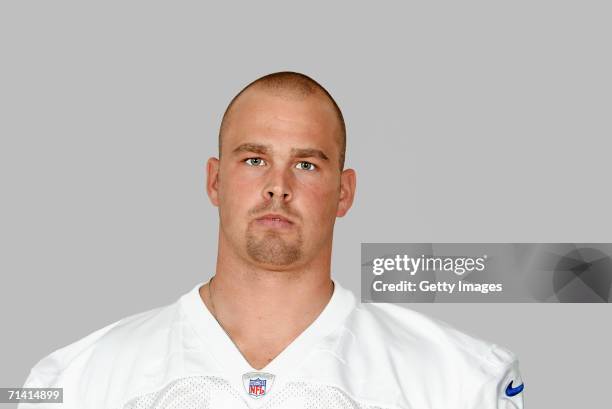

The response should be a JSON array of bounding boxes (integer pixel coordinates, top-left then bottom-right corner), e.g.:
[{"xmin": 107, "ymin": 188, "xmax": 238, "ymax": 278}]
[{"xmin": 245, "ymin": 225, "xmax": 303, "ymax": 266}]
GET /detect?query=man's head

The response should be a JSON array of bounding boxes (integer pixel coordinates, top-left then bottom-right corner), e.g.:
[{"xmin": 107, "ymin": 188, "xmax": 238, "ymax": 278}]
[
  {"xmin": 219, "ymin": 72, "xmax": 347, "ymax": 172},
  {"xmin": 206, "ymin": 71, "xmax": 356, "ymax": 271}
]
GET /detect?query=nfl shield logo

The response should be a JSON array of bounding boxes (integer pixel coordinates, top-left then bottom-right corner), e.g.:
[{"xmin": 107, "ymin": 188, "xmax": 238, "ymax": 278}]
[
  {"xmin": 249, "ymin": 378, "xmax": 266, "ymax": 397},
  {"xmin": 242, "ymin": 372, "xmax": 275, "ymax": 399}
]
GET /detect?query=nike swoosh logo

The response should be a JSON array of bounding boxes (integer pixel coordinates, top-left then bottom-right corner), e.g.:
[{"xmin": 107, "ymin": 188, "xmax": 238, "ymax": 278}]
[{"xmin": 505, "ymin": 380, "xmax": 524, "ymax": 397}]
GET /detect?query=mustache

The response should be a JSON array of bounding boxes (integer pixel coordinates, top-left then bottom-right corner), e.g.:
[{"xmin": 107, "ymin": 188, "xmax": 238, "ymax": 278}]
[{"xmin": 249, "ymin": 204, "xmax": 299, "ymax": 220}]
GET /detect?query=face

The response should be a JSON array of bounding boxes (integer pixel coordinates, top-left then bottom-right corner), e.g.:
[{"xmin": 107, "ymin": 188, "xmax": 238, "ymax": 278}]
[{"xmin": 206, "ymin": 89, "xmax": 356, "ymax": 270}]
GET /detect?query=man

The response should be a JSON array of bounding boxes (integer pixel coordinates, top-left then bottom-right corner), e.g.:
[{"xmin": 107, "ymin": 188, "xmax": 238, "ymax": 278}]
[{"xmin": 19, "ymin": 71, "xmax": 524, "ymax": 408}]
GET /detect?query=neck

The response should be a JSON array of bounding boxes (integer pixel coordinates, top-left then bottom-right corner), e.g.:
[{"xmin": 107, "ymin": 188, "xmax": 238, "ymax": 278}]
[{"xmin": 199, "ymin": 231, "xmax": 335, "ymax": 369}]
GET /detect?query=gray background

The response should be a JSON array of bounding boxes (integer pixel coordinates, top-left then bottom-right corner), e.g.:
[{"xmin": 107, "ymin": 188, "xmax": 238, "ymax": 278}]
[{"xmin": 1, "ymin": 1, "xmax": 610, "ymax": 408}]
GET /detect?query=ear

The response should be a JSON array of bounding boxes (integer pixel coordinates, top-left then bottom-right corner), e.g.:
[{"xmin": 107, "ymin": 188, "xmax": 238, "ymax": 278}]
[
  {"xmin": 206, "ymin": 157, "xmax": 220, "ymax": 207},
  {"xmin": 336, "ymin": 168, "xmax": 356, "ymax": 217}
]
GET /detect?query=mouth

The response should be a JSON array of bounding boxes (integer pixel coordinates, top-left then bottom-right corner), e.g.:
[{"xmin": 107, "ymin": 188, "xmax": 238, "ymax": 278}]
[{"xmin": 255, "ymin": 214, "xmax": 294, "ymax": 229}]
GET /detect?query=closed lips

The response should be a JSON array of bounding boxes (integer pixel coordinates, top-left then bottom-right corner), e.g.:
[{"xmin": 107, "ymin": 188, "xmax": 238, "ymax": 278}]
[{"xmin": 257, "ymin": 214, "xmax": 292, "ymax": 223}]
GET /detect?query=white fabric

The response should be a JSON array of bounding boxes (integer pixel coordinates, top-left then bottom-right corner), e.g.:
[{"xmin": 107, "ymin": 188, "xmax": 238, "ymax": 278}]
[{"xmin": 19, "ymin": 280, "xmax": 524, "ymax": 409}]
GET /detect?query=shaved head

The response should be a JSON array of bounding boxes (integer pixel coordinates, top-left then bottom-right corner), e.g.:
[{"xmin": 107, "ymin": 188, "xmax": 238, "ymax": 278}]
[{"xmin": 218, "ymin": 71, "xmax": 346, "ymax": 171}]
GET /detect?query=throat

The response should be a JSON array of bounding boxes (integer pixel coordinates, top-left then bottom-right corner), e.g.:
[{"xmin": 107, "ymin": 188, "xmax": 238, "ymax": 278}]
[
  {"xmin": 218, "ymin": 315, "xmax": 308, "ymax": 371},
  {"xmin": 199, "ymin": 277, "xmax": 335, "ymax": 370},
  {"xmin": 232, "ymin": 336, "xmax": 291, "ymax": 370}
]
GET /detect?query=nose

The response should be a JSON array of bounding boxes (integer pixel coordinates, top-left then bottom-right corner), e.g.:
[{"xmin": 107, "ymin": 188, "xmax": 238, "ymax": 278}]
[{"xmin": 262, "ymin": 167, "xmax": 293, "ymax": 203}]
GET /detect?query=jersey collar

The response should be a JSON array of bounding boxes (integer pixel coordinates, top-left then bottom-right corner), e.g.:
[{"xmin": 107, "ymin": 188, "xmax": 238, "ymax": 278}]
[{"xmin": 180, "ymin": 278, "xmax": 356, "ymax": 398}]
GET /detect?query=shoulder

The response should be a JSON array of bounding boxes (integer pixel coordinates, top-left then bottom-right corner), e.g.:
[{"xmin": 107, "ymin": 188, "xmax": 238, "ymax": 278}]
[
  {"xmin": 332, "ymin": 302, "xmax": 523, "ymax": 408},
  {"xmin": 20, "ymin": 300, "xmax": 183, "ymax": 408},
  {"xmin": 355, "ymin": 302, "xmax": 517, "ymax": 370}
]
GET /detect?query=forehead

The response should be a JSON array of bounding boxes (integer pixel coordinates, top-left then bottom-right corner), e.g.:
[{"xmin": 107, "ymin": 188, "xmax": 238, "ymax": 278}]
[{"xmin": 223, "ymin": 89, "xmax": 341, "ymax": 153}]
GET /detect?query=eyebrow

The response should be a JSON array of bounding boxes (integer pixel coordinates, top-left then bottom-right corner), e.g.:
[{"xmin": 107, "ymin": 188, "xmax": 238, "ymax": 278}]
[
  {"xmin": 232, "ymin": 143, "xmax": 270, "ymax": 155},
  {"xmin": 293, "ymin": 147, "xmax": 329, "ymax": 161},
  {"xmin": 232, "ymin": 143, "xmax": 329, "ymax": 161}
]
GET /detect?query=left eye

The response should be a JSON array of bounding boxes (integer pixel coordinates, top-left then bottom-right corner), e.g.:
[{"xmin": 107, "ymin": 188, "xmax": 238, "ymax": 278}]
[{"xmin": 296, "ymin": 161, "xmax": 316, "ymax": 171}]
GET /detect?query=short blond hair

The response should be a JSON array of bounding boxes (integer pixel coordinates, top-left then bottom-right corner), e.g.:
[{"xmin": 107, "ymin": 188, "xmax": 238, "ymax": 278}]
[{"xmin": 218, "ymin": 71, "xmax": 346, "ymax": 171}]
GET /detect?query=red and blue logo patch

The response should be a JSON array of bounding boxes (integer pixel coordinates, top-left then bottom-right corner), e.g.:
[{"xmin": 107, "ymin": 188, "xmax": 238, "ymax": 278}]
[
  {"xmin": 249, "ymin": 378, "xmax": 267, "ymax": 397},
  {"xmin": 242, "ymin": 372, "xmax": 275, "ymax": 399}
]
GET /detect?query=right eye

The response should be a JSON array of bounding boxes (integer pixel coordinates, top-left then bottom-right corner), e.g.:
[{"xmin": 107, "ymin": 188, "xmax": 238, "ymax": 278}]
[{"xmin": 244, "ymin": 157, "xmax": 266, "ymax": 167}]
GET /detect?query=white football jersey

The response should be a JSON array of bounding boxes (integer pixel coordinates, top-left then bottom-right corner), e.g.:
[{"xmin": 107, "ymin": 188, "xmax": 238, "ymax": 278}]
[{"xmin": 19, "ymin": 280, "xmax": 524, "ymax": 409}]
